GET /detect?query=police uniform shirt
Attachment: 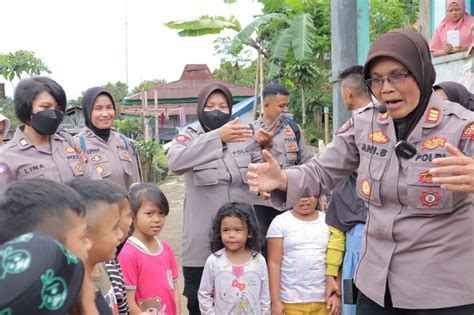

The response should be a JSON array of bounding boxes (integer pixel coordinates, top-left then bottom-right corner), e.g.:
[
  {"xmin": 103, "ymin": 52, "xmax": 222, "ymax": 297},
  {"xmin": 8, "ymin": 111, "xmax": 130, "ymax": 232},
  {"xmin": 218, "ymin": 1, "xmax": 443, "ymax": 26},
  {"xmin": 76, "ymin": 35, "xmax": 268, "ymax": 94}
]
[
  {"xmin": 251, "ymin": 116, "xmax": 313, "ymax": 169},
  {"xmin": 75, "ymin": 127, "xmax": 140, "ymax": 190},
  {"xmin": 271, "ymin": 94, "xmax": 474, "ymax": 309},
  {"xmin": 0, "ymin": 126, "xmax": 99, "ymax": 190}
]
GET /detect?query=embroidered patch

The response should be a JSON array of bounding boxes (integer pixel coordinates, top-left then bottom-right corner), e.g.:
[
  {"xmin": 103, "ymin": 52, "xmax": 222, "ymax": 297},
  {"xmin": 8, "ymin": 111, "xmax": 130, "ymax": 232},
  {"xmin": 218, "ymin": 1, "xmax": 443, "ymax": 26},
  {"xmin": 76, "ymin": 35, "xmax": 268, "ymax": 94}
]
[
  {"xmin": 75, "ymin": 163, "xmax": 83, "ymax": 173},
  {"xmin": 368, "ymin": 130, "xmax": 389, "ymax": 144},
  {"xmin": 74, "ymin": 145, "xmax": 88, "ymax": 164},
  {"xmin": 462, "ymin": 123, "xmax": 474, "ymax": 140},
  {"xmin": 287, "ymin": 143, "xmax": 298, "ymax": 152},
  {"xmin": 419, "ymin": 170, "xmax": 435, "ymax": 184},
  {"xmin": 121, "ymin": 151, "xmax": 130, "ymax": 159},
  {"xmin": 420, "ymin": 189, "xmax": 441, "ymax": 207},
  {"xmin": 422, "ymin": 136, "xmax": 446, "ymax": 150},
  {"xmin": 425, "ymin": 106, "xmax": 440, "ymax": 124},
  {"xmin": 0, "ymin": 163, "xmax": 9, "ymax": 176},
  {"xmin": 96, "ymin": 165, "xmax": 104, "ymax": 174},
  {"xmin": 361, "ymin": 178, "xmax": 371, "ymax": 197},
  {"xmin": 92, "ymin": 155, "xmax": 102, "ymax": 162},
  {"xmin": 336, "ymin": 118, "xmax": 354, "ymax": 134},
  {"xmin": 65, "ymin": 146, "xmax": 75, "ymax": 153},
  {"xmin": 378, "ymin": 112, "xmax": 388, "ymax": 121},
  {"xmin": 174, "ymin": 134, "xmax": 190, "ymax": 144},
  {"xmin": 285, "ymin": 129, "xmax": 294, "ymax": 137}
]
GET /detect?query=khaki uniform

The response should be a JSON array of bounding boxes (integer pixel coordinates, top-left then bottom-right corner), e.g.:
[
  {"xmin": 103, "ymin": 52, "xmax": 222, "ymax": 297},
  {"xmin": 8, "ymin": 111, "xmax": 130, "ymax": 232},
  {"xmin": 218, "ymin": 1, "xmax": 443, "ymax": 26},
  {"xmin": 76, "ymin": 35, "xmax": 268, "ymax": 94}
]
[
  {"xmin": 272, "ymin": 94, "xmax": 474, "ymax": 309},
  {"xmin": 74, "ymin": 127, "xmax": 140, "ymax": 190},
  {"xmin": 0, "ymin": 126, "xmax": 100, "ymax": 189},
  {"xmin": 167, "ymin": 125, "xmax": 263, "ymax": 267},
  {"xmin": 251, "ymin": 116, "xmax": 313, "ymax": 169}
]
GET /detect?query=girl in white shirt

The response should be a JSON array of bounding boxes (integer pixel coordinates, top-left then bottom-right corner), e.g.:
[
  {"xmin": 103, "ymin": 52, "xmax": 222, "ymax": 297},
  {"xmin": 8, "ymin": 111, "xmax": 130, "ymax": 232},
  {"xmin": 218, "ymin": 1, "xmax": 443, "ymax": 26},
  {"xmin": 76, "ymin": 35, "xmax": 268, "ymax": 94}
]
[{"xmin": 267, "ymin": 196, "xmax": 340, "ymax": 315}]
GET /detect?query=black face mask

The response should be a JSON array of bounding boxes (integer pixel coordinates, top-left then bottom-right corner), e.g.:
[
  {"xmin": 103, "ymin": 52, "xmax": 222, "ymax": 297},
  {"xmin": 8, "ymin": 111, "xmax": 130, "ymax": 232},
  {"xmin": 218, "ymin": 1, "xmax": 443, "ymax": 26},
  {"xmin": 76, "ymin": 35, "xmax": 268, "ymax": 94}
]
[
  {"xmin": 201, "ymin": 110, "xmax": 230, "ymax": 131},
  {"xmin": 30, "ymin": 109, "xmax": 64, "ymax": 135}
]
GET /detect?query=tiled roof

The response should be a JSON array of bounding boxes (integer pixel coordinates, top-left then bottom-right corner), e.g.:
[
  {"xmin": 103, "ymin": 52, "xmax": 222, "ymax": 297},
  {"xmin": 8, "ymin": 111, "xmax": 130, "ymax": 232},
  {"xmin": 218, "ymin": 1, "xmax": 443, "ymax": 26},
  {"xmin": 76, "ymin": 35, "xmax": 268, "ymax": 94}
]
[{"xmin": 124, "ymin": 64, "xmax": 254, "ymax": 101}]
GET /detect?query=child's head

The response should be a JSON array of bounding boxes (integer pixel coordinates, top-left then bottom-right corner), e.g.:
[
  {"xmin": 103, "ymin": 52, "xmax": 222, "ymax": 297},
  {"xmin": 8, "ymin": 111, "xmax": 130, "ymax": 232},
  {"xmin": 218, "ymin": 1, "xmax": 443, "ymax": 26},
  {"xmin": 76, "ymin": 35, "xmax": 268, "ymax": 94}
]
[
  {"xmin": 0, "ymin": 232, "xmax": 84, "ymax": 313},
  {"xmin": 210, "ymin": 203, "xmax": 261, "ymax": 255},
  {"xmin": 66, "ymin": 178, "xmax": 126, "ymax": 265},
  {"xmin": 293, "ymin": 196, "xmax": 319, "ymax": 216},
  {"xmin": 0, "ymin": 179, "xmax": 89, "ymax": 262},
  {"xmin": 129, "ymin": 183, "xmax": 169, "ymax": 238}
]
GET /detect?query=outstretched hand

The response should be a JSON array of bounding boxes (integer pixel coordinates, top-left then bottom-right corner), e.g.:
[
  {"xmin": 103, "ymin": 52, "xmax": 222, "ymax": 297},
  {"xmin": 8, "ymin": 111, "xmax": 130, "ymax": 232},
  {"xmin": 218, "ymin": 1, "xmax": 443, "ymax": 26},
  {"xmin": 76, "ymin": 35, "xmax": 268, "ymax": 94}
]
[
  {"xmin": 247, "ymin": 150, "xmax": 286, "ymax": 194},
  {"xmin": 430, "ymin": 143, "xmax": 474, "ymax": 193},
  {"xmin": 220, "ymin": 118, "xmax": 253, "ymax": 143}
]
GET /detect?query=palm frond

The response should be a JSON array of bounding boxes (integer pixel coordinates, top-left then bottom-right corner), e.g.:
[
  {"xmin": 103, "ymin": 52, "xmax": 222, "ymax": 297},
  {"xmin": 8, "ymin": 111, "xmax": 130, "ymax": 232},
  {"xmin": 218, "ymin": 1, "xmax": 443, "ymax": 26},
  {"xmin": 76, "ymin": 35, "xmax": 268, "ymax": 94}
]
[{"xmin": 290, "ymin": 13, "xmax": 316, "ymax": 61}]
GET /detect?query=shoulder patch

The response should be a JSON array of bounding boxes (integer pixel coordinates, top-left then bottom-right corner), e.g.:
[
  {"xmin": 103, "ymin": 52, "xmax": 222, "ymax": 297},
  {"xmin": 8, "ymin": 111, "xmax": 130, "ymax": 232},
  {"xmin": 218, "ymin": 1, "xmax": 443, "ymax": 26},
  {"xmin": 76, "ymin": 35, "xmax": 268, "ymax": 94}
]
[
  {"xmin": 425, "ymin": 106, "xmax": 441, "ymax": 124},
  {"xmin": 336, "ymin": 118, "xmax": 354, "ymax": 134},
  {"xmin": 462, "ymin": 123, "xmax": 474, "ymax": 140},
  {"xmin": 174, "ymin": 134, "xmax": 190, "ymax": 144}
]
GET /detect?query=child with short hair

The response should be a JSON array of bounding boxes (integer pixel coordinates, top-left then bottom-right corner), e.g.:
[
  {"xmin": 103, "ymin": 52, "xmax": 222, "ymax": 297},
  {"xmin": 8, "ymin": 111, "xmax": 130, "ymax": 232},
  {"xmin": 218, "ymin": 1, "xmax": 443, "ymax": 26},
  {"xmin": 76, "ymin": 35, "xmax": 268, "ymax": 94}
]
[
  {"xmin": 267, "ymin": 196, "xmax": 340, "ymax": 315},
  {"xmin": 198, "ymin": 202, "xmax": 271, "ymax": 314},
  {"xmin": 118, "ymin": 183, "xmax": 180, "ymax": 315},
  {"xmin": 67, "ymin": 178, "xmax": 125, "ymax": 315}
]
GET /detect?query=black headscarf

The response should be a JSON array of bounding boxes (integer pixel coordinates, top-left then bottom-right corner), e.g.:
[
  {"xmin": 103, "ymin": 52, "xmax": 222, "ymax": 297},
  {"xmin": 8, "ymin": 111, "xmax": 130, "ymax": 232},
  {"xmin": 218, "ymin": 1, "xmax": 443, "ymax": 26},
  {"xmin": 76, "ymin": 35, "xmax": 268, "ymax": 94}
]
[
  {"xmin": 197, "ymin": 83, "xmax": 234, "ymax": 132},
  {"xmin": 364, "ymin": 29, "xmax": 436, "ymax": 140},
  {"xmin": 82, "ymin": 87, "xmax": 116, "ymax": 142},
  {"xmin": 434, "ymin": 81, "xmax": 474, "ymax": 111}
]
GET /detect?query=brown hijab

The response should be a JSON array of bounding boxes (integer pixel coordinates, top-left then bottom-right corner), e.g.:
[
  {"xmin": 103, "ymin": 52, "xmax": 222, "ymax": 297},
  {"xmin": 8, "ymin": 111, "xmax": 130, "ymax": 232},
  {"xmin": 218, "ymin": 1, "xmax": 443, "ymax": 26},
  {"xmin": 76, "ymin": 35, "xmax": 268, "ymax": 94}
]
[
  {"xmin": 364, "ymin": 28, "xmax": 436, "ymax": 140},
  {"xmin": 197, "ymin": 83, "xmax": 234, "ymax": 131}
]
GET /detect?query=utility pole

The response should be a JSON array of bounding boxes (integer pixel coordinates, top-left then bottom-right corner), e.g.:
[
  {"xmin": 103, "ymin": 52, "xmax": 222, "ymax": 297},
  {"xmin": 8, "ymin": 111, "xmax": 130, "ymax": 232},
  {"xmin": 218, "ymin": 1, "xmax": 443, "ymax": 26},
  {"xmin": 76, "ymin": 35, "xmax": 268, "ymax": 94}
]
[
  {"xmin": 154, "ymin": 90, "xmax": 159, "ymax": 142},
  {"xmin": 125, "ymin": 0, "xmax": 129, "ymax": 90}
]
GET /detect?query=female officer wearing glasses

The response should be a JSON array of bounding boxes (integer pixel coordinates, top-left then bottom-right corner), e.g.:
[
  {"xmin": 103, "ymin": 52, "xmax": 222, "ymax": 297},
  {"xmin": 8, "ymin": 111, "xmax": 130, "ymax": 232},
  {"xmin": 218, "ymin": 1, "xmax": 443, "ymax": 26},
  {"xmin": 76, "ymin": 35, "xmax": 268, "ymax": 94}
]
[{"xmin": 247, "ymin": 28, "xmax": 474, "ymax": 314}]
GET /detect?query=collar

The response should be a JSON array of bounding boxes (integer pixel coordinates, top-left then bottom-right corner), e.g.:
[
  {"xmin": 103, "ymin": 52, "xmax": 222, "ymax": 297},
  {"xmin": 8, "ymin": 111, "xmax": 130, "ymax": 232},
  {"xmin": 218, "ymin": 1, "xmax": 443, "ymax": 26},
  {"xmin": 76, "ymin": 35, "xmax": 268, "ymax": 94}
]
[
  {"xmin": 408, "ymin": 93, "xmax": 444, "ymax": 144},
  {"xmin": 12, "ymin": 126, "xmax": 62, "ymax": 151}
]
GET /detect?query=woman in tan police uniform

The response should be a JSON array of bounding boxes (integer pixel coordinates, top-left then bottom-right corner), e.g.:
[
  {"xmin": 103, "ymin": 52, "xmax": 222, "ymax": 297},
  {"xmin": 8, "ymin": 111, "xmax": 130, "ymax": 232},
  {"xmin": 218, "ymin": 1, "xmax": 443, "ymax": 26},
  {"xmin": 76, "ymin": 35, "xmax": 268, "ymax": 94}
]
[
  {"xmin": 0, "ymin": 77, "xmax": 99, "ymax": 189},
  {"xmin": 75, "ymin": 87, "xmax": 140, "ymax": 190},
  {"xmin": 247, "ymin": 29, "xmax": 474, "ymax": 314}
]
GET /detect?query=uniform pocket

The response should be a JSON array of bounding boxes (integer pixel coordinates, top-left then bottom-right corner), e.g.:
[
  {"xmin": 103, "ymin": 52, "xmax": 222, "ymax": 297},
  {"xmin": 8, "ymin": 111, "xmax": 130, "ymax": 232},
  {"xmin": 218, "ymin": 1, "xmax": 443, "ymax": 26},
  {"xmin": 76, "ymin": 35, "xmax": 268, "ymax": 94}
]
[
  {"xmin": 89, "ymin": 153, "xmax": 112, "ymax": 178},
  {"xmin": 356, "ymin": 158, "xmax": 388, "ymax": 206},
  {"xmin": 193, "ymin": 161, "xmax": 218, "ymax": 186},
  {"xmin": 406, "ymin": 165, "xmax": 453, "ymax": 215},
  {"xmin": 118, "ymin": 150, "xmax": 133, "ymax": 176},
  {"xmin": 234, "ymin": 155, "xmax": 251, "ymax": 184}
]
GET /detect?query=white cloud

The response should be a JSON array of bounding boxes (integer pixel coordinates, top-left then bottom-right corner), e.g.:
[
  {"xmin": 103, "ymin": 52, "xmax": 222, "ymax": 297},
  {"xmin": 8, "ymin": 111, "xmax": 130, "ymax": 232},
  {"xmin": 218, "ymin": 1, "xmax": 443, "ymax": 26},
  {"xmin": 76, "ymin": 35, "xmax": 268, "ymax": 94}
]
[{"xmin": 0, "ymin": 0, "xmax": 262, "ymax": 98}]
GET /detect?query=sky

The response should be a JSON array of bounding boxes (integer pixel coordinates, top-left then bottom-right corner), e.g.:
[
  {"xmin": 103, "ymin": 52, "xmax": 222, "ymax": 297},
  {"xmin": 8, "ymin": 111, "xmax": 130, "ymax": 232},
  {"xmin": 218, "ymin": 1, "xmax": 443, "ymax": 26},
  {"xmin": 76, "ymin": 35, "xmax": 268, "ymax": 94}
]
[{"xmin": 0, "ymin": 0, "xmax": 263, "ymax": 99}]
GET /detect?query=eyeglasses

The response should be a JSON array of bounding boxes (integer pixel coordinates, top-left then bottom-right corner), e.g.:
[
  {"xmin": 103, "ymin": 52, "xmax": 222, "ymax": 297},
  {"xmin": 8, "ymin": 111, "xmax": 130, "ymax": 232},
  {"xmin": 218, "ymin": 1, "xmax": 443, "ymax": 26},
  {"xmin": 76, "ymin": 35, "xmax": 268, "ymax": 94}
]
[{"xmin": 366, "ymin": 72, "xmax": 411, "ymax": 89}]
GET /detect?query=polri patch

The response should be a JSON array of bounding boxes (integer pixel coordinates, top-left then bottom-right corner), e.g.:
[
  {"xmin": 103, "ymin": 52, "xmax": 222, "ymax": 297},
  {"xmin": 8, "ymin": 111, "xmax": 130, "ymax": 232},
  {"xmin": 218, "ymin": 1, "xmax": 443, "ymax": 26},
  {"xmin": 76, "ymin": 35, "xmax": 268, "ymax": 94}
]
[
  {"xmin": 420, "ymin": 189, "xmax": 441, "ymax": 207},
  {"xmin": 462, "ymin": 123, "xmax": 474, "ymax": 140},
  {"xmin": 422, "ymin": 136, "xmax": 446, "ymax": 150},
  {"xmin": 336, "ymin": 118, "xmax": 353, "ymax": 134},
  {"xmin": 368, "ymin": 130, "xmax": 389, "ymax": 144},
  {"xmin": 425, "ymin": 106, "xmax": 441, "ymax": 124},
  {"xmin": 175, "ymin": 134, "xmax": 190, "ymax": 144}
]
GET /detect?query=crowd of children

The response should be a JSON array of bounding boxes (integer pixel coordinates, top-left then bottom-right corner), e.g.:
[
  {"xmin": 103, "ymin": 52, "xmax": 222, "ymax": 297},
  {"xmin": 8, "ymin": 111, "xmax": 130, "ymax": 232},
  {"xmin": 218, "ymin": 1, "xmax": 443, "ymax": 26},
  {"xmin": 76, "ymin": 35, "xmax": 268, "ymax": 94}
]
[{"xmin": 0, "ymin": 175, "xmax": 342, "ymax": 315}]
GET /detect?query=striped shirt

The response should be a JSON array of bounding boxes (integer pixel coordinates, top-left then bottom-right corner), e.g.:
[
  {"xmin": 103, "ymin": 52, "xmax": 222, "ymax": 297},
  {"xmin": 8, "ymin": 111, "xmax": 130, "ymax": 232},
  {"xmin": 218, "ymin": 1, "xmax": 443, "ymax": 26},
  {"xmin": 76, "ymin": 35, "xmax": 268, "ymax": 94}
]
[{"xmin": 106, "ymin": 259, "xmax": 130, "ymax": 315}]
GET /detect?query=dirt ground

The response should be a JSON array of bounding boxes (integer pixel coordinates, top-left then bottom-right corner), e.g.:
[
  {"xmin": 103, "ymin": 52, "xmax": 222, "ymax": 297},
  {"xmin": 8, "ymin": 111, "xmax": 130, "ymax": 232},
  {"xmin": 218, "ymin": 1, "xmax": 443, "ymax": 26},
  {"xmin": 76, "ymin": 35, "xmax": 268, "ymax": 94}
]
[{"xmin": 158, "ymin": 174, "xmax": 189, "ymax": 314}]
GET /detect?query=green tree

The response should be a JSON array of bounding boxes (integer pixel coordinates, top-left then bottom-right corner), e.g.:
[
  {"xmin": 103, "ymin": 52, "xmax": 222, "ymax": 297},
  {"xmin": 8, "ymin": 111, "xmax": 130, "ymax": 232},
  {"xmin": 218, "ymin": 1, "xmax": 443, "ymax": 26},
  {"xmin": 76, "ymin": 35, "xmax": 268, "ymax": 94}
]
[
  {"xmin": 0, "ymin": 50, "xmax": 51, "ymax": 82},
  {"xmin": 131, "ymin": 79, "xmax": 167, "ymax": 94},
  {"xmin": 0, "ymin": 97, "xmax": 20, "ymax": 130},
  {"xmin": 370, "ymin": 0, "xmax": 419, "ymax": 42}
]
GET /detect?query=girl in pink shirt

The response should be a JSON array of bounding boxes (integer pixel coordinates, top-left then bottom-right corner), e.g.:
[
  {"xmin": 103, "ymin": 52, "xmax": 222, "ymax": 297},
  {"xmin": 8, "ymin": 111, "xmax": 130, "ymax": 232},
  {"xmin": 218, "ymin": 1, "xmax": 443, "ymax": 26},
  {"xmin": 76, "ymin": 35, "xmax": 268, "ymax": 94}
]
[{"xmin": 118, "ymin": 183, "xmax": 180, "ymax": 315}]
